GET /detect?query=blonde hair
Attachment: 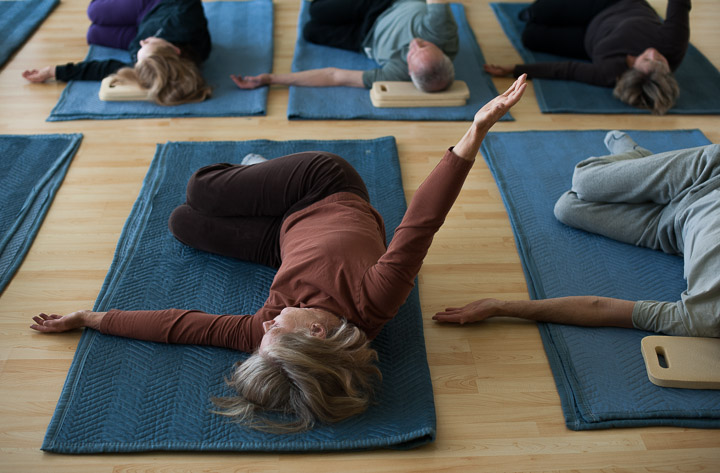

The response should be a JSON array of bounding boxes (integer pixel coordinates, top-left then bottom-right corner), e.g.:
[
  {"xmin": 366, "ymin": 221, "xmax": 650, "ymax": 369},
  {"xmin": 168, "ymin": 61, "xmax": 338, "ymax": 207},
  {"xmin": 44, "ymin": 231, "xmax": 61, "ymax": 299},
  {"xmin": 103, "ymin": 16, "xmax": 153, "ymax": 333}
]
[
  {"xmin": 212, "ymin": 320, "xmax": 381, "ymax": 432},
  {"xmin": 613, "ymin": 67, "xmax": 679, "ymax": 115},
  {"xmin": 110, "ymin": 44, "xmax": 212, "ymax": 106}
]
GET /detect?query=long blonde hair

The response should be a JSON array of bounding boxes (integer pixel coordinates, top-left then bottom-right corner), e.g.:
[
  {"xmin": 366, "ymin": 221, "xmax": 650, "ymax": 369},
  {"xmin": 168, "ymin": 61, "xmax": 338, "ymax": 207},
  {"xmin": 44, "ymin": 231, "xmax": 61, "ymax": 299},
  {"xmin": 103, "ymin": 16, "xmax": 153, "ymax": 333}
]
[
  {"xmin": 212, "ymin": 320, "xmax": 381, "ymax": 432},
  {"xmin": 110, "ymin": 44, "xmax": 211, "ymax": 106}
]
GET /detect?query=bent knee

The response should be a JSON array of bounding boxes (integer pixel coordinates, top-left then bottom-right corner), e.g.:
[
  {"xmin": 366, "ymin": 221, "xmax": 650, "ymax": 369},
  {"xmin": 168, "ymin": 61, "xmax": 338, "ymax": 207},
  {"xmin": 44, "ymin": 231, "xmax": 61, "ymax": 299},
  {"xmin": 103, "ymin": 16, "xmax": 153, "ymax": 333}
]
[
  {"xmin": 167, "ymin": 204, "xmax": 197, "ymax": 244},
  {"xmin": 553, "ymin": 191, "xmax": 581, "ymax": 225}
]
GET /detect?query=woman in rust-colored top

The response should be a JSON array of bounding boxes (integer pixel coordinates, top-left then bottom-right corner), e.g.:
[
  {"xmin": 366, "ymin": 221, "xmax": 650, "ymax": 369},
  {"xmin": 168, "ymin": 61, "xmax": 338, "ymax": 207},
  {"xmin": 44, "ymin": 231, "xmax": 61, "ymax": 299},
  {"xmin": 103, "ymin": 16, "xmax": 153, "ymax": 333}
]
[{"xmin": 31, "ymin": 75, "xmax": 527, "ymax": 432}]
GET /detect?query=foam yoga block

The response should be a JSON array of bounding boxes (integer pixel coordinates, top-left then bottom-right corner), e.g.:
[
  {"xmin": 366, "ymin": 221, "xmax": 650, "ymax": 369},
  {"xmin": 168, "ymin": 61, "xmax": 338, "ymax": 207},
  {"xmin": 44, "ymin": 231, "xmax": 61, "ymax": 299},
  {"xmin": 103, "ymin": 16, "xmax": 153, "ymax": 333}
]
[
  {"xmin": 642, "ymin": 336, "xmax": 720, "ymax": 390},
  {"xmin": 370, "ymin": 81, "xmax": 470, "ymax": 108},
  {"xmin": 98, "ymin": 77, "xmax": 151, "ymax": 101}
]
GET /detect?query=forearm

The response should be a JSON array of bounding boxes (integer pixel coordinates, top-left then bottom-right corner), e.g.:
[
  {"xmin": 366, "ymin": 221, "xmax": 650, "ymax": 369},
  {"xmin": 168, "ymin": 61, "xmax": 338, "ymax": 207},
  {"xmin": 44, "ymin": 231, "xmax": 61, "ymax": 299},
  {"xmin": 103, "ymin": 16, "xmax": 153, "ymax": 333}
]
[
  {"xmin": 100, "ymin": 308, "xmax": 260, "ymax": 351},
  {"xmin": 498, "ymin": 296, "xmax": 635, "ymax": 328},
  {"xmin": 269, "ymin": 68, "xmax": 364, "ymax": 88},
  {"xmin": 55, "ymin": 60, "xmax": 129, "ymax": 82},
  {"xmin": 452, "ymin": 122, "xmax": 488, "ymax": 162}
]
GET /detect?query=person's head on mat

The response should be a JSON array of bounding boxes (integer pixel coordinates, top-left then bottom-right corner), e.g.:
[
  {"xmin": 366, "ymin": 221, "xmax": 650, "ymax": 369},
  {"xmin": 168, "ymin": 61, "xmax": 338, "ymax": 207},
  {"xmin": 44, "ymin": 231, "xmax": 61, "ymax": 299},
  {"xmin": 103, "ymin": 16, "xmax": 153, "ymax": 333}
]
[
  {"xmin": 613, "ymin": 47, "xmax": 680, "ymax": 115},
  {"xmin": 213, "ymin": 307, "xmax": 381, "ymax": 432},
  {"xmin": 407, "ymin": 38, "xmax": 455, "ymax": 92},
  {"xmin": 105, "ymin": 37, "xmax": 211, "ymax": 106}
]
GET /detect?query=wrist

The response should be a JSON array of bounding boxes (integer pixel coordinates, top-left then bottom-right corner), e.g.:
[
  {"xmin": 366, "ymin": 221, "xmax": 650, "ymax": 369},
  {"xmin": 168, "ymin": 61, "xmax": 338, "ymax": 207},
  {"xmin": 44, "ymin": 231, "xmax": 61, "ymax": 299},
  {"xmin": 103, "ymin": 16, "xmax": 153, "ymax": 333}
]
[{"xmin": 81, "ymin": 310, "xmax": 105, "ymax": 330}]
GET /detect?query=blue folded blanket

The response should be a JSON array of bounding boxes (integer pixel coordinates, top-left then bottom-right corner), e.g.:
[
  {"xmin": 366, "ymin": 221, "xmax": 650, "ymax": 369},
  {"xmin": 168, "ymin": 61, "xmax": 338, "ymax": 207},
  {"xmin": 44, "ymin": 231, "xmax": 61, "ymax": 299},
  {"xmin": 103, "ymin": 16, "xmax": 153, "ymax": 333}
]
[
  {"xmin": 480, "ymin": 129, "xmax": 720, "ymax": 430},
  {"xmin": 491, "ymin": 2, "xmax": 720, "ymax": 114},
  {"xmin": 42, "ymin": 137, "xmax": 437, "ymax": 453},
  {"xmin": 287, "ymin": 1, "xmax": 511, "ymax": 121},
  {"xmin": 0, "ymin": 134, "xmax": 82, "ymax": 294},
  {"xmin": 47, "ymin": 0, "xmax": 273, "ymax": 121},
  {"xmin": 0, "ymin": 0, "xmax": 58, "ymax": 67}
]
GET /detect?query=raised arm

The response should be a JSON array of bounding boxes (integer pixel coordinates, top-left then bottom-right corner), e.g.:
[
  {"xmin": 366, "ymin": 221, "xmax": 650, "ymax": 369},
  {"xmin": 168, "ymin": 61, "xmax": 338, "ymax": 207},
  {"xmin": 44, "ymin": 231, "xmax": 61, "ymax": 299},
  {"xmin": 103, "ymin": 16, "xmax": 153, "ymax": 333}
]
[
  {"xmin": 358, "ymin": 76, "xmax": 527, "ymax": 321},
  {"xmin": 231, "ymin": 68, "xmax": 365, "ymax": 89},
  {"xmin": 433, "ymin": 296, "xmax": 635, "ymax": 328}
]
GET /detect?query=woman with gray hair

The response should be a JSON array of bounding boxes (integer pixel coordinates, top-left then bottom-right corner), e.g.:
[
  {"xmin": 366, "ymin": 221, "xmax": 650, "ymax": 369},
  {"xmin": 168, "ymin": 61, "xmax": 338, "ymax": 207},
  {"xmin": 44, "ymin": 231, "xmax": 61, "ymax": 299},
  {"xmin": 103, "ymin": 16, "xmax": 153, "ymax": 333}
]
[
  {"xmin": 30, "ymin": 77, "xmax": 527, "ymax": 432},
  {"xmin": 484, "ymin": 0, "xmax": 690, "ymax": 115}
]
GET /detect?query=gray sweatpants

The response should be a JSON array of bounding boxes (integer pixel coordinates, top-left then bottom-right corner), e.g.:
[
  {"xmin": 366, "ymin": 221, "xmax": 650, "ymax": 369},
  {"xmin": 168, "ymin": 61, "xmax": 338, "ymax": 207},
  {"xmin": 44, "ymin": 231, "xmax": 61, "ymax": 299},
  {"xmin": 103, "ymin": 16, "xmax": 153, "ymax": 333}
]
[{"xmin": 554, "ymin": 143, "xmax": 720, "ymax": 337}]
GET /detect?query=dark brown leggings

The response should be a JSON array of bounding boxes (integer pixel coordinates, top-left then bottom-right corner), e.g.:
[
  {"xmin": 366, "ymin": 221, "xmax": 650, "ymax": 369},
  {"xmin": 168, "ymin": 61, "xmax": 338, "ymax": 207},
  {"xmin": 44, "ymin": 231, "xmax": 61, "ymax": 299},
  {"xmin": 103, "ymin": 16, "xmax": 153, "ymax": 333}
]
[{"xmin": 168, "ymin": 151, "xmax": 369, "ymax": 268}]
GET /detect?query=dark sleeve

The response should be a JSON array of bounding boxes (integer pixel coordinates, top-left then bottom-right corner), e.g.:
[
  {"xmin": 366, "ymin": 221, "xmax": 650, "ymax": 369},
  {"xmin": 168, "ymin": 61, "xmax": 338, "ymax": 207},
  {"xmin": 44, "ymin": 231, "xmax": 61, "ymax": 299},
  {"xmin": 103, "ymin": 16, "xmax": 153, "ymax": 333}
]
[
  {"xmin": 99, "ymin": 308, "xmax": 266, "ymax": 353},
  {"xmin": 55, "ymin": 60, "xmax": 131, "ymax": 81},
  {"xmin": 359, "ymin": 149, "xmax": 473, "ymax": 320},
  {"xmin": 660, "ymin": 0, "xmax": 691, "ymax": 69},
  {"xmin": 513, "ymin": 57, "xmax": 627, "ymax": 87}
]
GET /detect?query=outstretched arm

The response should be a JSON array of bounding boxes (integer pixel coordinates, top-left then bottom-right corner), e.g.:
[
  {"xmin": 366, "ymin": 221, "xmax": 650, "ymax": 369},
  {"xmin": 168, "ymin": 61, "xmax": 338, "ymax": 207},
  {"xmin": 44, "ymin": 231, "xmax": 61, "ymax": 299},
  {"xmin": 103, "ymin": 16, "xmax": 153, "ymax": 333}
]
[
  {"xmin": 231, "ymin": 68, "xmax": 365, "ymax": 89},
  {"xmin": 31, "ymin": 308, "xmax": 266, "ymax": 352},
  {"xmin": 433, "ymin": 296, "xmax": 635, "ymax": 328}
]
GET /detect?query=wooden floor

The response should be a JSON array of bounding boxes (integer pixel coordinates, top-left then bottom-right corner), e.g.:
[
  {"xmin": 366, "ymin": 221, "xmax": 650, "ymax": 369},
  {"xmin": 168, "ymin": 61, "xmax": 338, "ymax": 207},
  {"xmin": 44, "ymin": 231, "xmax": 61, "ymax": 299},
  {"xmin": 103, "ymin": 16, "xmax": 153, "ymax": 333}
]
[{"xmin": 1, "ymin": 0, "xmax": 719, "ymax": 471}]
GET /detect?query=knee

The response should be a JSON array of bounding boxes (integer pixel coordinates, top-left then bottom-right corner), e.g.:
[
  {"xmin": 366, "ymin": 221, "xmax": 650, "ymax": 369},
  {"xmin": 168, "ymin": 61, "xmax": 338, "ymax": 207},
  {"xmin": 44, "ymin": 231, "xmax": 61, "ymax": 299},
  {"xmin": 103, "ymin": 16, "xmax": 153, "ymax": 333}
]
[
  {"xmin": 521, "ymin": 23, "xmax": 542, "ymax": 49},
  {"xmin": 184, "ymin": 163, "xmax": 231, "ymax": 212},
  {"xmin": 553, "ymin": 191, "xmax": 580, "ymax": 225},
  {"xmin": 302, "ymin": 21, "xmax": 324, "ymax": 44},
  {"xmin": 167, "ymin": 204, "xmax": 196, "ymax": 245}
]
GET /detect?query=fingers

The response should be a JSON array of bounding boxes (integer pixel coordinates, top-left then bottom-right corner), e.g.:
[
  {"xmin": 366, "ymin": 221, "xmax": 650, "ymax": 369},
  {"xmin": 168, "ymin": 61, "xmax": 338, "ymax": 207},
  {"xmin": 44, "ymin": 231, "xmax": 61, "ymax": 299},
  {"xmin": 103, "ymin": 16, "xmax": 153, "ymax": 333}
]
[
  {"xmin": 230, "ymin": 74, "xmax": 244, "ymax": 88},
  {"xmin": 30, "ymin": 313, "xmax": 63, "ymax": 332}
]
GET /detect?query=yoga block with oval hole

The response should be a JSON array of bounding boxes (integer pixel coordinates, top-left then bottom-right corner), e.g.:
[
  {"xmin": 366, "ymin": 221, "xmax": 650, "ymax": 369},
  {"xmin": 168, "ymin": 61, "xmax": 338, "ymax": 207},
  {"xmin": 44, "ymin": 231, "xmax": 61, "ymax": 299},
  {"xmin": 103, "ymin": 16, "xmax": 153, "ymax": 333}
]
[
  {"xmin": 370, "ymin": 80, "xmax": 469, "ymax": 107},
  {"xmin": 641, "ymin": 335, "xmax": 720, "ymax": 389},
  {"xmin": 98, "ymin": 76, "xmax": 151, "ymax": 101}
]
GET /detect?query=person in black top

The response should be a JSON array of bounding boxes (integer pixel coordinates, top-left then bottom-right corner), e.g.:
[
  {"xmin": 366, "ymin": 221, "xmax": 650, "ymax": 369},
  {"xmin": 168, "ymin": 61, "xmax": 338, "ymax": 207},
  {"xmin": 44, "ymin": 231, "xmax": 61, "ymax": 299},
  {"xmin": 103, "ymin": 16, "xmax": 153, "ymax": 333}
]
[
  {"xmin": 22, "ymin": 0, "xmax": 212, "ymax": 106},
  {"xmin": 484, "ymin": 0, "xmax": 691, "ymax": 114}
]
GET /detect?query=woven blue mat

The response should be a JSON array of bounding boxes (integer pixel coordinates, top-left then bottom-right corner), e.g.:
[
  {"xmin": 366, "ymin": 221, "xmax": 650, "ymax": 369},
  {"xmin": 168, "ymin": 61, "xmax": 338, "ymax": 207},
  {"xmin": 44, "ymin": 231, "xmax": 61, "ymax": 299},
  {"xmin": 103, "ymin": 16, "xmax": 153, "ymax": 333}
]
[
  {"xmin": 287, "ymin": 1, "xmax": 511, "ymax": 121},
  {"xmin": 491, "ymin": 2, "xmax": 720, "ymax": 114},
  {"xmin": 480, "ymin": 129, "xmax": 720, "ymax": 430},
  {"xmin": 42, "ymin": 137, "xmax": 437, "ymax": 453},
  {"xmin": 0, "ymin": 134, "xmax": 82, "ymax": 295},
  {"xmin": 0, "ymin": 0, "xmax": 58, "ymax": 68},
  {"xmin": 47, "ymin": 0, "xmax": 272, "ymax": 121}
]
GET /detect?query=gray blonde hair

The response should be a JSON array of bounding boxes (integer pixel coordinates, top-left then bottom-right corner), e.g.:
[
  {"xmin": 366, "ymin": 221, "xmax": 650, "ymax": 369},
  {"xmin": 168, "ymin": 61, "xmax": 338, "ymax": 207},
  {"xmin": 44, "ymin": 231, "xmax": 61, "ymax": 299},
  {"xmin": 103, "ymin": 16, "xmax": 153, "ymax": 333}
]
[
  {"xmin": 212, "ymin": 320, "xmax": 381, "ymax": 432},
  {"xmin": 613, "ymin": 67, "xmax": 679, "ymax": 115},
  {"xmin": 410, "ymin": 54, "xmax": 455, "ymax": 92},
  {"xmin": 110, "ymin": 44, "xmax": 212, "ymax": 106}
]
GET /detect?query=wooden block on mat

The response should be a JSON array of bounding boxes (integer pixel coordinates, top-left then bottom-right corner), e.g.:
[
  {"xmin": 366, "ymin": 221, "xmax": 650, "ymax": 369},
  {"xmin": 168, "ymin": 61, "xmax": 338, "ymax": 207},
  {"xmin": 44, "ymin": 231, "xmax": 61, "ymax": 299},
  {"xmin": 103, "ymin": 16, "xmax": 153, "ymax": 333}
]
[
  {"xmin": 641, "ymin": 335, "xmax": 720, "ymax": 389},
  {"xmin": 98, "ymin": 76, "xmax": 151, "ymax": 101},
  {"xmin": 370, "ymin": 80, "xmax": 469, "ymax": 108}
]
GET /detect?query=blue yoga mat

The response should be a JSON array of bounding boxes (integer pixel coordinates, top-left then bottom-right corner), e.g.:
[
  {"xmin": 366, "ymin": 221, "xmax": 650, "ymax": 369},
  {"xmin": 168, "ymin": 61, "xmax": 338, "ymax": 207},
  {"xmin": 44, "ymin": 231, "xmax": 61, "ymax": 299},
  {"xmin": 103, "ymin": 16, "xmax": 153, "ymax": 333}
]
[
  {"xmin": 287, "ymin": 1, "xmax": 511, "ymax": 121},
  {"xmin": 0, "ymin": 0, "xmax": 58, "ymax": 68},
  {"xmin": 42, "ymin": 137, "xmax": 437, "ymax": 453},
  {"xmin": 481, "ymin": 129, "xmax": 720, "ymax": 430},
  {"xmin": 0, "ymin": 134, "xmax": 82, "ymax": 294},
  {"xmin": 47, "ymin": 0, "xmax": 272, "ymax": 121},
  {"xmin": 491, "ymin": 3, "xmax": 720, "ymax": 114}
]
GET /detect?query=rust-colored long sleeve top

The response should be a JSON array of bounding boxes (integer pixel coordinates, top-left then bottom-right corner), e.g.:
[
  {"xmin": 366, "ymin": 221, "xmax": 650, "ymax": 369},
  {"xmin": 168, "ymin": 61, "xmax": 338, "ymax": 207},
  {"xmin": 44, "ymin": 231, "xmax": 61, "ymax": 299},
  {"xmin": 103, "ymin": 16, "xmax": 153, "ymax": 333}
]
[{"xmin": 100, "ymin": 149, "xmax": 473, "ymax": 352}]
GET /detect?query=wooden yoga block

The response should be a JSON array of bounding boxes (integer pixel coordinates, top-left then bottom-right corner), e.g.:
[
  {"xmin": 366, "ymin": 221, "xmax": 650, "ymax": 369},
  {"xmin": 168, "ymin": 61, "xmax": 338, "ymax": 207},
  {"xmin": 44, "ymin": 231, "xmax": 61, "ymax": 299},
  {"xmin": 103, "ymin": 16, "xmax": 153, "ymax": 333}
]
[
  {"xmin": 370, "ymin": 80, "xmax": 470, "ymax": 108},
  {"xmin": 98, "ymin": 76, "xmax": 151, "ymax": 101},
  {"xmin": 641, "ymin": 335, "xmax": 720, "ymax": 389}
]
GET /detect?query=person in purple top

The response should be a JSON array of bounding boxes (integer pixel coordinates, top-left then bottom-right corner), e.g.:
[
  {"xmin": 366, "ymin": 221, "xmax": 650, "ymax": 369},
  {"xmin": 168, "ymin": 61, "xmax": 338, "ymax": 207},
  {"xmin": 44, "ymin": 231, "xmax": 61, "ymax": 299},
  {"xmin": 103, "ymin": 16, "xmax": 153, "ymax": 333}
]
[{"xmin": 22, "ymin": 0, "xmax": 212, "ymax": 105}]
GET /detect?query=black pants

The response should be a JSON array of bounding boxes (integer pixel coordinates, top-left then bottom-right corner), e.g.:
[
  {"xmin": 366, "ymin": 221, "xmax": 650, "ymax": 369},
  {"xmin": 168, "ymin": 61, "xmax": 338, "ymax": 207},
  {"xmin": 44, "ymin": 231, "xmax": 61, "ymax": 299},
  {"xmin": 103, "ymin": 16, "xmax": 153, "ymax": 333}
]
[
  {"xmin": 168, "ymin": 152, "xmax": 369, "ymax": 269},
  {"xmin": 302, "ymin": 0, "xmax": 395, "ymax": 52},
  {"xmin": 521, "ymin": 0, "xmax": 621, "ymax": 59}
]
